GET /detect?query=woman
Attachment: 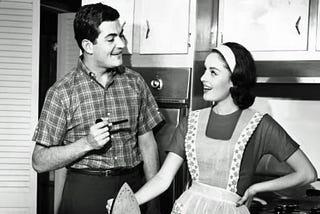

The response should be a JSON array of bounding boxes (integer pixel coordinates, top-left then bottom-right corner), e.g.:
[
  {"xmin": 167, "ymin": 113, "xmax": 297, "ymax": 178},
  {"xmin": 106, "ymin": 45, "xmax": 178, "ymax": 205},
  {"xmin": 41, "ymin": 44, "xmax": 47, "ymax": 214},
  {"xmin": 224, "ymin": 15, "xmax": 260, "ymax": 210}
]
[{"xmin": 108, "ymin": 42, "xmax": 317, "ymax": 214}]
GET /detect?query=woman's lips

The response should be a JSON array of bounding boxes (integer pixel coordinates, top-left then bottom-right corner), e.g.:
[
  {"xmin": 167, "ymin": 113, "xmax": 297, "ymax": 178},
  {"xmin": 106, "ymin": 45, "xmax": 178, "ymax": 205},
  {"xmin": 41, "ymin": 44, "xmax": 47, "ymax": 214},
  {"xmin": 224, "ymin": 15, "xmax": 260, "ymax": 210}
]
[
  {"xmin": 203, "ymin": 89, "xmax": 211, "ymax": 93},
  {"xmin": 203, "ymin": 86, "xmax": 212, "ymax": 92}
]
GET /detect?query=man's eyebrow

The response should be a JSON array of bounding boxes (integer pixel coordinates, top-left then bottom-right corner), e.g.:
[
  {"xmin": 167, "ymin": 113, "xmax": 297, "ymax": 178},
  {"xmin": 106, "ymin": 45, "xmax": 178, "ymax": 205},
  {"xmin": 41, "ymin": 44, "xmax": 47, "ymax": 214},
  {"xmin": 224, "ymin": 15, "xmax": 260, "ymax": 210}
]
[{"xmin": 105, "ymin": 29, "xmax": 124, "ymax": 38}]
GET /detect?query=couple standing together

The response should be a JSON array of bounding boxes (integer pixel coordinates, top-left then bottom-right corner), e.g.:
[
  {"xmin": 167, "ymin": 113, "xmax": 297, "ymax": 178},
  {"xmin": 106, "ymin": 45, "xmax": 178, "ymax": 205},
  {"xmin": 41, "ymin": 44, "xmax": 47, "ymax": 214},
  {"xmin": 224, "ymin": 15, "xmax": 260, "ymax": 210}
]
[{"xmin": 32, "ymin": 3, "xmax": 317, "ymax": 214}]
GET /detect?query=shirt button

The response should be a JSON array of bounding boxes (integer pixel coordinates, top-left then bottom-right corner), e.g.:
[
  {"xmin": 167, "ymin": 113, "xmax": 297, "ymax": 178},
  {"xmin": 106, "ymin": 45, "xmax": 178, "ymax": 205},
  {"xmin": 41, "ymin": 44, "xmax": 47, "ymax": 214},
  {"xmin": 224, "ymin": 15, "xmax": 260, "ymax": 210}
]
[{"xmin": 114, "ymin": 156, "xmax": 118, "ymax": 160}]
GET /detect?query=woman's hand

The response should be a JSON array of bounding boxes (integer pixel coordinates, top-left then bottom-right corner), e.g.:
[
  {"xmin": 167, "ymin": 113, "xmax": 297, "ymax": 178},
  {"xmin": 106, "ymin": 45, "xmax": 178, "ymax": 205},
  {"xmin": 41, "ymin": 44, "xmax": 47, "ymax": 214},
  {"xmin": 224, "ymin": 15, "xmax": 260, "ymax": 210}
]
[
  {"xmin": 106, "ymin": 198, "xmax": 114, "ymax": 214},
  {"xmin": 236, "ymin": 184, "xmax": 257, "ymax": 207}
]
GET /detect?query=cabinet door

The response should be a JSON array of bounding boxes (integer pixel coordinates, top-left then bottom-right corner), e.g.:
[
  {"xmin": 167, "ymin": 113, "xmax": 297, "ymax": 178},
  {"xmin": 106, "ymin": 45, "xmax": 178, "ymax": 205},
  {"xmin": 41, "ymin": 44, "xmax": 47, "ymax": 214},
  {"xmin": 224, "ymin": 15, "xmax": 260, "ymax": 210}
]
[
  {"xmin": 316, "ymin": 1, "xmax": 320, "ymax": 51},
  {"xmin": 139, "ymin": 0, "xmax": 190, "ymax": 54},
  {"xmin": 219, "ymin": 0, "xmax": 309, "ymax": 51},
  {"xmin": 57, "ymin": 13, "xmax": 79, "ymax": 80},
  {"xmin": 82, "ymin": 0, "xmax": 134, "ymax": 54}
]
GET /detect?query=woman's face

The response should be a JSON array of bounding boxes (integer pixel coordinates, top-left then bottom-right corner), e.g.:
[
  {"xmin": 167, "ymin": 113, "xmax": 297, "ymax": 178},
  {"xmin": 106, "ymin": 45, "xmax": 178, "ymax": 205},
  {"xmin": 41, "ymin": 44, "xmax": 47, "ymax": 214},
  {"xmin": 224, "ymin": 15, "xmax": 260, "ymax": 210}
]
[{"xmin": 201, "ymin": 52, "xmax": 233, "ymax": 103}]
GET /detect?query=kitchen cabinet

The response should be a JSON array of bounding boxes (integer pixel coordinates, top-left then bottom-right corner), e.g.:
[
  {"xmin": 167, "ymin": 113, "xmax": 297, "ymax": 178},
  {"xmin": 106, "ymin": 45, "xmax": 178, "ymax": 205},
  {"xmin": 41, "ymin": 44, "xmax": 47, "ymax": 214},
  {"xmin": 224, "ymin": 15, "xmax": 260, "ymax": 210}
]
[
  {"xmin": 138, "ymin": 0, "xmax": 190, "ymax": 54},
  {"xmin": 82, "ymin": 0, "xmax": 134, "ymax": 54},
  {"xmin": 218, "ymin": 0, "xmax": 320, "ymax": 60},
  {"xmin": 83, "ymin": 0, "xmax": 190, "ymax": 55}
]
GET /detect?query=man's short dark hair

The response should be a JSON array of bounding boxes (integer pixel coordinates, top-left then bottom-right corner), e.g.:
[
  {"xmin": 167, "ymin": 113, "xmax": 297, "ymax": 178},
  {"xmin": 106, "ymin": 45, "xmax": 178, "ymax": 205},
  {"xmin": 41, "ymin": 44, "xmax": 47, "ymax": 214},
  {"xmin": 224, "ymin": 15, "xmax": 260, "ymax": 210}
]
[{"xmin": 74, "ymin": 3, "xmax": 120, "ymax": 52}]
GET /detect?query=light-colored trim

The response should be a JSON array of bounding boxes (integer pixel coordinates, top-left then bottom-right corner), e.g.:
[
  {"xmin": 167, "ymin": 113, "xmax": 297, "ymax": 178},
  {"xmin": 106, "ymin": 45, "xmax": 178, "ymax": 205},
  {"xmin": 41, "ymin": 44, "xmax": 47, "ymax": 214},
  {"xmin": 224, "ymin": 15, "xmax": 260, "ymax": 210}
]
[
  {"xmin": 226, "ymin": 112, "xmax": 264, "ymax": 193},
  {"xmin": 30, "ymin": 0, "xmax": 40, "ymax": 213},
  {"xmin": 185, "ymin": 110, "xmax": 200, "ymax": 181},
  {"xmin": 257, "ymin": 77, "xmax": 320, "ymax": 83}
]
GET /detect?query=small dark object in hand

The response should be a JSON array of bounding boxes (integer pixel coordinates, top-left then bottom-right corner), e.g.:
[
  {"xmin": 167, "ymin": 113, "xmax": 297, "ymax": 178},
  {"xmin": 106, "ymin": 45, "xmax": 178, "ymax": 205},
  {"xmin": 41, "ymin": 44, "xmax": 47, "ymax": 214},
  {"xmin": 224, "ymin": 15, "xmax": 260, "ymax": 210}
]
[{"xmin": 95, "ymin": 118, "xmax": 103, "ymax": 124}]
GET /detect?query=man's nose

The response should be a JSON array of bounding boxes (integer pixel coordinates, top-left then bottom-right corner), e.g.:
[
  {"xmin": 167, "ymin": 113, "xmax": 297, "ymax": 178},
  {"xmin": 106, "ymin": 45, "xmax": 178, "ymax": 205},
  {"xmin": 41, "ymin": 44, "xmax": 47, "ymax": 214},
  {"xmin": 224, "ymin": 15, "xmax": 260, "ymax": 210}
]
[{"xmin": 115, "ymin": 36, "xmax": 125, "ymax": 49}]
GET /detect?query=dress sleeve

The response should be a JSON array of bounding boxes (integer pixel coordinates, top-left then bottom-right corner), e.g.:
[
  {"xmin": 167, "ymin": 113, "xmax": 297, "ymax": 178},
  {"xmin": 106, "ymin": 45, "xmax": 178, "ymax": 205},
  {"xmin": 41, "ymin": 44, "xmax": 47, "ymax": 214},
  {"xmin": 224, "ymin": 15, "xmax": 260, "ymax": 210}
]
[
  {"xmin": 257, "ymin": 114, "xmax": 300, "ymax": 162},
  {"xmin": 166, "ymin": 117, "xmax": 188, "ymax": 159},
  {"xmin": 137, "ymin": 76, "xmax": 164, "ymax": 135},
  {"xmin": 32, "ymin": 87, "xmax": 67, "ymax": 147}
]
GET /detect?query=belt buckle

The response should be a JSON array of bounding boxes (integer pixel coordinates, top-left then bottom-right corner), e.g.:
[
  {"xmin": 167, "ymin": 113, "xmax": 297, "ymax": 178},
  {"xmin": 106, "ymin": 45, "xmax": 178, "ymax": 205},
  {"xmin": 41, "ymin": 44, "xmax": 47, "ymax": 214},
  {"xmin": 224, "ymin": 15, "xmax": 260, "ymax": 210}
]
[{"xmin": 103, "ymin": 169, "xmax": 113, "ymax": 176}]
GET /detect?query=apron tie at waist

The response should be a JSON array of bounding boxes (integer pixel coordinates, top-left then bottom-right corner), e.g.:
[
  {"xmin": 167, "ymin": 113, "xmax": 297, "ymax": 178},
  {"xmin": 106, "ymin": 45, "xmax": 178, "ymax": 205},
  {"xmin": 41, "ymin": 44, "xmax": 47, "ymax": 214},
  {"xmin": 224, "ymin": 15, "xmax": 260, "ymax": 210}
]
[{"xmin": 190, "ymin": 182, "xmax": 241, "ymax": 205}]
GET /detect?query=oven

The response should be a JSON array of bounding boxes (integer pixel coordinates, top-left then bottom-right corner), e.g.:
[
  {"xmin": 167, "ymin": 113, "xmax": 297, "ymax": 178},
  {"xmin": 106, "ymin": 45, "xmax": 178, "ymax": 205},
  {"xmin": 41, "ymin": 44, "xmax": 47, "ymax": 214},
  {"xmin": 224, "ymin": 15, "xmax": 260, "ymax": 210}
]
[{"xmin": 134, "ymin": 67, "xmax": 192, "ymax": 214}]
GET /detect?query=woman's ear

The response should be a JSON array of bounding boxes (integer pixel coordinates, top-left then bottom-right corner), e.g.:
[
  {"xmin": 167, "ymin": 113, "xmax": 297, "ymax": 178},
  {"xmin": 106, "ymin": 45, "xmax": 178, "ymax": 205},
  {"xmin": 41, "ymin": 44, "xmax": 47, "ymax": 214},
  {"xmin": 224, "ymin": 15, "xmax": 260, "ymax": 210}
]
[
  {"xmin": 81, "ymin": 39, "xmax": 93, "ymax": 55},
  {"xmin": 229, "ymin": 76, "xmax": 234, "ymax": 88}
]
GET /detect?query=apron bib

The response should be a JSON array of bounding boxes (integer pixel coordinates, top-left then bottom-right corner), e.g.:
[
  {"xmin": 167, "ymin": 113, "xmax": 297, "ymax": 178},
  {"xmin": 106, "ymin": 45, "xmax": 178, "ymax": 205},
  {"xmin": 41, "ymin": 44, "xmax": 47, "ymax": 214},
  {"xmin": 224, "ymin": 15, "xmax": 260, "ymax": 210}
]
[{"xmin": 172, "ymin": 108, "xmax": 264, "ymax": 214}]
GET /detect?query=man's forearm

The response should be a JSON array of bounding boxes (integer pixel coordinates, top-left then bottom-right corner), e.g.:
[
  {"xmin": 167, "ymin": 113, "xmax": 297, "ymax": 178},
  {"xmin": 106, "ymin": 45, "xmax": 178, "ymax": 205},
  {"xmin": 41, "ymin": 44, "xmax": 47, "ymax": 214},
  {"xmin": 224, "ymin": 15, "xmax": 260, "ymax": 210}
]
[
  {"xmin": 32, "ymin": 137, "xmax": 91, "ymax": 173},
  {"xmin": 143, "ymin": 153, "xmax": 159, "ymax": 180},
  {"xmin": 138, "ymin": 132, "xmax": 160, "ymax": 180}
]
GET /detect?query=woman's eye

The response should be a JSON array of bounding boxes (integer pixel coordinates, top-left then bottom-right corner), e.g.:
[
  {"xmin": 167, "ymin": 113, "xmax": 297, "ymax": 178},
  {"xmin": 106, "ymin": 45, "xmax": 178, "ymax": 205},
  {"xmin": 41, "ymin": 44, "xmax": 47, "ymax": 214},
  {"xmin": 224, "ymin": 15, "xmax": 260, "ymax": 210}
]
[{"xmin": 210, "ymin": 70, "xmax": 217, "ymax": 75}]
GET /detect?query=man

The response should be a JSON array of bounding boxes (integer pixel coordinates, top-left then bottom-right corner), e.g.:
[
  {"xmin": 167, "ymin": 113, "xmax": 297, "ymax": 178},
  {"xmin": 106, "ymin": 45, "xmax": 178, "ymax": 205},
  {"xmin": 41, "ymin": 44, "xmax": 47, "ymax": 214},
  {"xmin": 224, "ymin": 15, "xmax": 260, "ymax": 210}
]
[{"xmin": 32, "ymin": 3, "xmax": 163, "ymax": 214}]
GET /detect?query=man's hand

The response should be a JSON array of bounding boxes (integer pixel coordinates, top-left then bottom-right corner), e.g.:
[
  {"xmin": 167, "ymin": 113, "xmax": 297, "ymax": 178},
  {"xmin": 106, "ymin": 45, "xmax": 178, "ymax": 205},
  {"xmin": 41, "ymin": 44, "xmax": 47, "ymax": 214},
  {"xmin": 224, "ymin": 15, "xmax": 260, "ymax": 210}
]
[
  {"xmin": 106, "ymin": 198, "xmax": 114, "ymax": 214},
  {"xmin": 85, "ymin": 119, "xmax": 111, "ymax": 151}
]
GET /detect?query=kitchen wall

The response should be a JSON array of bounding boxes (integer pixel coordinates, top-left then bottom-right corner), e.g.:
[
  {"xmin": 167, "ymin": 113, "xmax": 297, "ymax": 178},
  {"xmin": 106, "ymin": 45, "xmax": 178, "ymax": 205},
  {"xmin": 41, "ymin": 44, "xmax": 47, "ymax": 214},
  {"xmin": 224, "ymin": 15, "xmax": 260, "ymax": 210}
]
[{"xmin": 253, "ymin": 97, "xmax": 320, "ymax": 187}]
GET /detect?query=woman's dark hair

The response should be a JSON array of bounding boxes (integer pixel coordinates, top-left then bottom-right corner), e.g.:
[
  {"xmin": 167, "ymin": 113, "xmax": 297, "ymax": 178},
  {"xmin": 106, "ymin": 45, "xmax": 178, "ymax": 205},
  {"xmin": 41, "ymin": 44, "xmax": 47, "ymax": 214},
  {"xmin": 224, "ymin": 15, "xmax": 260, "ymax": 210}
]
[
  {"xmin": 221, "ymin": 42, "xmax": 257, "ymax": 109},
  {"xmin": 73, "ymin": 3, "xmax": 120, "ymax": 52}
]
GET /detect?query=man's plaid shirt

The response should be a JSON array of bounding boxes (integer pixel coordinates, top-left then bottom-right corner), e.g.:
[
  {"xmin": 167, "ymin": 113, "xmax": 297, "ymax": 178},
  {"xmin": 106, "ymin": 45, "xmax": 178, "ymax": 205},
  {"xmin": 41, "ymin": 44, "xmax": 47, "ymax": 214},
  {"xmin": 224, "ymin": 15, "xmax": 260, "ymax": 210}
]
[{"xmin": 33, "ymin": 58, "xmax": 163, "ymax": 169}]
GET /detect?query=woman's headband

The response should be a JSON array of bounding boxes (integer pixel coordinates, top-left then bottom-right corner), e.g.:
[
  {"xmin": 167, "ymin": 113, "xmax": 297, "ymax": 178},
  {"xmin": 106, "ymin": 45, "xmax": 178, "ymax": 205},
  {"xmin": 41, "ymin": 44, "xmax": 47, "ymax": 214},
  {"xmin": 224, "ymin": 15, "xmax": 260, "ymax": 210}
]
[{"xmin": 213, "ymin": 45, "xmax": 236, "ymax": 72}]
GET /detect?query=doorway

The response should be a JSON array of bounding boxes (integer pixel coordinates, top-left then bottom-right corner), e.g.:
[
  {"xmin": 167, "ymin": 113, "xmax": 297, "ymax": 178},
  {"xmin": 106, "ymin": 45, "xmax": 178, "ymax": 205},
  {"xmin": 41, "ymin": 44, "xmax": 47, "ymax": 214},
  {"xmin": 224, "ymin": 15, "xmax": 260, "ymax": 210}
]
[{"xmin": 38, "ymin": 1, "xmax": 80, "ymax": 213}]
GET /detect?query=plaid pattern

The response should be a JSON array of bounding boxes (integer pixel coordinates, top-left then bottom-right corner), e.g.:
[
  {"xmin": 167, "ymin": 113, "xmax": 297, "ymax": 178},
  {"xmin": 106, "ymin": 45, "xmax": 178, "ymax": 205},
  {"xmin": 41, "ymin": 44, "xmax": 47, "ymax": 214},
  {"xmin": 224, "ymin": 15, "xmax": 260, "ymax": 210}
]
[{"xmin": 33, "ymin": 58, "xmax": 163, "ymax": 169}]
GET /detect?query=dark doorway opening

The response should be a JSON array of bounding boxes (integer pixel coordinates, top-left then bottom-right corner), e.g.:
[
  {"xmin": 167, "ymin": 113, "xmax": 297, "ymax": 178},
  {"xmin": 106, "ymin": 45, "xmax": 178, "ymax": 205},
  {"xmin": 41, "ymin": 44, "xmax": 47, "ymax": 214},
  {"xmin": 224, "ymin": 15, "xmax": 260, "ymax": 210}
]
[{"xmin": 38, "ymin": 1, "xmax": 80, "ymax": 214}]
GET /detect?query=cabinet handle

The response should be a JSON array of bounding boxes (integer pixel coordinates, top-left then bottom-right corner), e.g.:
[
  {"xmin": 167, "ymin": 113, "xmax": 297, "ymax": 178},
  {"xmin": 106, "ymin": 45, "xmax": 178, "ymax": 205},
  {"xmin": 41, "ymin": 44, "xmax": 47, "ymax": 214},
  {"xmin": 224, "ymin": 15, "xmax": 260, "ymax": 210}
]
[
  {"xmin": 295, "ymin": 16, "xmax": 301, "ymax": 35},
  {"xmin": 146, "ymin": 20, "xmax": 150, "ymax": 39}
]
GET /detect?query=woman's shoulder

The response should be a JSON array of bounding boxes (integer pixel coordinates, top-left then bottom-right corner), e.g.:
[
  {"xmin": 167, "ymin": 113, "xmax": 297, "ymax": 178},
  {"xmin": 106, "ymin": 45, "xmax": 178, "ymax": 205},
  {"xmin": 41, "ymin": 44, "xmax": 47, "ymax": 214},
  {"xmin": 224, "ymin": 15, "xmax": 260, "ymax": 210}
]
[{"xmin": 247, "ymin": 108, "xmax": 274, "ymax": 123}]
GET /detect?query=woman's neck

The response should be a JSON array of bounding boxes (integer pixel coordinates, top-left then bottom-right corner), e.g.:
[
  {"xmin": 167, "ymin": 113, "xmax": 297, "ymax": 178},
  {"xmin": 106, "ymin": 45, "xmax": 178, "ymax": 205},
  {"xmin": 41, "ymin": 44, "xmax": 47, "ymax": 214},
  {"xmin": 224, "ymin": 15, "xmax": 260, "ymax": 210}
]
[{"xmin": 212, "ymin": 98, "xmax": 239, "ymax": 115}]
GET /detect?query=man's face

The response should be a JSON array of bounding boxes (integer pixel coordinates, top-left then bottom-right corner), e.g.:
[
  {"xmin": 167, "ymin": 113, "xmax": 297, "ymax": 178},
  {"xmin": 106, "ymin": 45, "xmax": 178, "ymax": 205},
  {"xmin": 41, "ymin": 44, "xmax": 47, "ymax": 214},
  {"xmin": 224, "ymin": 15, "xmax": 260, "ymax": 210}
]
[{"xmin": 92, "ymin": 20, "xmax": 126, "ymax": 68}]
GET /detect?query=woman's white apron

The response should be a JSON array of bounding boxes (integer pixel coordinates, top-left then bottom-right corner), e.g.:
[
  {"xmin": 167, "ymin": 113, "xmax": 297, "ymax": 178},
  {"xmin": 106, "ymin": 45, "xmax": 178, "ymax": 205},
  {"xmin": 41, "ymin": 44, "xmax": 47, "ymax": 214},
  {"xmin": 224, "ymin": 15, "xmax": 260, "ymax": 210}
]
[{"xmin": 171, "ymin": 108, "xmax": 264, "ymax": 214}]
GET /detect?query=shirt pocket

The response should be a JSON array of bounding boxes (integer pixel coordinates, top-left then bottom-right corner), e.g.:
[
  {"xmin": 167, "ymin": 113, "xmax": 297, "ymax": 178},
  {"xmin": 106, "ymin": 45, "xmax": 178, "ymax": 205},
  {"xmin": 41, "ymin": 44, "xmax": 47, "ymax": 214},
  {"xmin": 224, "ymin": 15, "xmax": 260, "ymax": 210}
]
[{"xmin": 66, "ymin": 104, "xmax": 87, "ymax": 141}]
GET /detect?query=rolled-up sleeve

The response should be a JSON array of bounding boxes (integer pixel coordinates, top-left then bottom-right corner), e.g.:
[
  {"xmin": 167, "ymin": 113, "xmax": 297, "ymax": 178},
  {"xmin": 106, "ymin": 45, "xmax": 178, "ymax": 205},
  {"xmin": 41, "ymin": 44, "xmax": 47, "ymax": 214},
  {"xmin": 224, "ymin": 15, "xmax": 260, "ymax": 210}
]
[{"xmin": 137, "ymin": 77, "xmax": 163, "ymax": 135}]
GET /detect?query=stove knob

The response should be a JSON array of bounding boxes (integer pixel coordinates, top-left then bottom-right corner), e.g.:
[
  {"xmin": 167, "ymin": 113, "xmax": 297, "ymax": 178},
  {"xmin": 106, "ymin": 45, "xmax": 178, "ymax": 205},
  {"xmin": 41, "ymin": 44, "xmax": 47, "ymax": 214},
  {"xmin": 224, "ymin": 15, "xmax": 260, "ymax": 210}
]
[
  {"xmin": 150, "ymin": 78, "xmax": 163, "ymax": 90},
  {"xmin": 274, "ymin": 205, "xmax": 284, "ymax": 214},
  {"xmin": 287, "ymin": 204, "xmax": 298, "ymax": 212}
]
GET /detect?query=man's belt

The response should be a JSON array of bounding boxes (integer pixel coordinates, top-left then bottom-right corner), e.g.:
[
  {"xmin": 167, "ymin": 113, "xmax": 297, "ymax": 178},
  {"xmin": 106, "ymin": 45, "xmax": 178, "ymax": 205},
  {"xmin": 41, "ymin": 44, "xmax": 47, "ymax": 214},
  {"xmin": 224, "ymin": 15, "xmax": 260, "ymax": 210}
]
[{"xmin": 68, "ymin": 163, "xmax": 142, "ymax": 177}]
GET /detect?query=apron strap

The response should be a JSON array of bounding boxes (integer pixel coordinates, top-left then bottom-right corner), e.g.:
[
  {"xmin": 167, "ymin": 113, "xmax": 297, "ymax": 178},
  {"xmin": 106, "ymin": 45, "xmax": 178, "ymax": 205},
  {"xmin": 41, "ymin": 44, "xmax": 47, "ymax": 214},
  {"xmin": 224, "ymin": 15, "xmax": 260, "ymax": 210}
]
[{"xmin": 226, "ymin": 111, "xmax": 265, "ymax": 192}]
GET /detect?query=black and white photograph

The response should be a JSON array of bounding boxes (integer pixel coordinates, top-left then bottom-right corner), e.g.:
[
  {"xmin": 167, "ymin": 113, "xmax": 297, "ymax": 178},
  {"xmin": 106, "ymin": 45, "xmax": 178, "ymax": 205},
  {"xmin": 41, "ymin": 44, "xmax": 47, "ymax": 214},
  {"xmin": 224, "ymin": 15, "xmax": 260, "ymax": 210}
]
[{"xmin": 0, "ymin": 0, "xmax": 320, "ymax": 214}]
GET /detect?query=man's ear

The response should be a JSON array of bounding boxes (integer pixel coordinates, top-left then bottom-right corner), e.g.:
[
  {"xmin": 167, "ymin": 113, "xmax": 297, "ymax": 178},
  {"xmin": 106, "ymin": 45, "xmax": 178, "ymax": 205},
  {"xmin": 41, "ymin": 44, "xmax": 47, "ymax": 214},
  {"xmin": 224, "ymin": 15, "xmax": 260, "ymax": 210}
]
[{"xmin": 81, "ymin": 39, "xmax": 94, "ymax": 55}]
